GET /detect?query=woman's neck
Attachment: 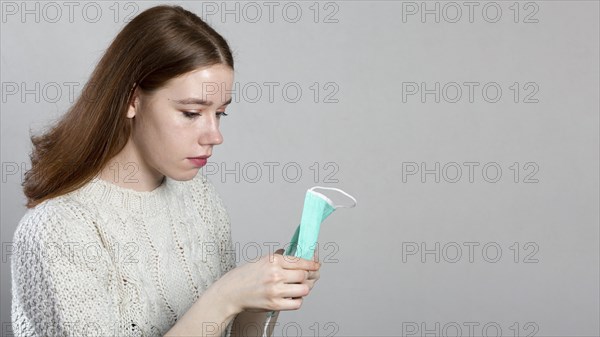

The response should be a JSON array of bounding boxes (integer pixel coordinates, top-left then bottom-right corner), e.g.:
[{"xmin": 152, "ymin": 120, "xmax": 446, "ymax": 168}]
[{"xmin": 98, "ymin": 138, "xmax": 165, "ymax": 192}]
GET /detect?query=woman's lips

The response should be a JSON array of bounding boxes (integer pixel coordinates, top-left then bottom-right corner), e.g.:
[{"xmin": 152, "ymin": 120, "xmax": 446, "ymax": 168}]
[{"xmin": 188, "ymin": 156, "xmax": 209, "ymax": 167}]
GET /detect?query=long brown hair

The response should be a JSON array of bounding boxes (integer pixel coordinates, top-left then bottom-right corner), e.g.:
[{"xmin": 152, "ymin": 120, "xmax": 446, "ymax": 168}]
[{"xmin": 23, "ymin": 5, "xmax": 234, "ymax": 209}]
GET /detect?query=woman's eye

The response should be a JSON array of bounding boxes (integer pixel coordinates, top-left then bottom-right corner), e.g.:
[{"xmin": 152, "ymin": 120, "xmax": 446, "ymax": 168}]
[
  {"xmin": 182, "ymin": 111, "xmax": 200, "ymax": 119},
  {"xmin": 181, "ymin": 111, "xmax": 228, "ymax": 119}
]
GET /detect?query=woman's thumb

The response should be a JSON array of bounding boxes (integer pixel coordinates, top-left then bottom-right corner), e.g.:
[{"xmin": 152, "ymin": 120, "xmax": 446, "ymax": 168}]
[{"xmin": 274, "ymin": 248, "xmax": 285, "ymax": 255}]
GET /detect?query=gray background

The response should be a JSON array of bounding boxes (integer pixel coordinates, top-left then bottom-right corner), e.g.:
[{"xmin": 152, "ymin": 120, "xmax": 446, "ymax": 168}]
[{"xmin": 1, "ymin": 1, "xmax": 598, "ymax": 336}]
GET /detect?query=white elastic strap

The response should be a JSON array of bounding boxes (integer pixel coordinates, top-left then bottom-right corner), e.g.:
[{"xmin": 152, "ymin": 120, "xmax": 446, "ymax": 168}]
[
  {"xmin": 308, "ymin": 186, "xmax": 358, "ymax": 209},
  {"xmin": 262, "ymin": 312, "xmax": 274, "ymax": 337}
]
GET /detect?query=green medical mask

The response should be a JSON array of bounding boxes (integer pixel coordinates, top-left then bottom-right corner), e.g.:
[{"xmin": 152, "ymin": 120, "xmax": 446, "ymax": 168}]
[
  {"xmin": 263, "ymin": 186, "xmax": 357, "ymax": 336},
  {"xmin": 285, "ymin": 186, "xmax": 357, "ymax": 260}
]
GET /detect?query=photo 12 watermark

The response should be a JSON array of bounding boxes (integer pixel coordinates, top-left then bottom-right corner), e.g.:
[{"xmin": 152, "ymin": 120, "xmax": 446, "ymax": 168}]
[
  {"xmin": 198, "ymin": 1, "xmax": 341, "ymax": 24},
  {"xmin": 201, "ymin": 161, "xmax": 341, "ymax": 184},
  {"xmin": 401, "ymin": 321, "xmax": 540, "ymax": 337},
  {"xmin": 1, "ymin": 1, "xmax": 140, "ymax": 24},
  {"xmin": 199, "ymin": 240, "xmax": 341, "ymax": 265},
  {"xmin": 400, "ymin": 1, "xmax": 540, "ymax": 24},
  {"xmin": 401, "ymin": 82, "xmax": 540, "ymax": 104},
  {"xmin": 401, "ymin": 241, "xmax": 540, "ymax": 264},
  {"xmin": 3, "ymin": 240, "xmax": 140, "ymax": 266},
  {"xmin": 401, "ymin": 162, "xmax": 540, "ymax": 184}
]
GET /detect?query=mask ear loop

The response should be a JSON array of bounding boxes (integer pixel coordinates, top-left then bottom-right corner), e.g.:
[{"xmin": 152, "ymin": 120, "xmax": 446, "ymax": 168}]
[{"xmin": 308, "ymin": 186, "xmax": 357, "ymax": 209}]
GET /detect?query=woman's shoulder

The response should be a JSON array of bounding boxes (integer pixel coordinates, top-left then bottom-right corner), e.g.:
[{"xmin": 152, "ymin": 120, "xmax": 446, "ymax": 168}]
[{"xmin": 13, "ymin": 194, "xmax": 98, "ymax": 248}]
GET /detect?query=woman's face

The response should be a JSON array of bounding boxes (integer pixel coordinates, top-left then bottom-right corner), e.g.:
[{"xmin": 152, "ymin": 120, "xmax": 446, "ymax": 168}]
[{"xmin": 127, "ymin": 63, "xmax": 234, "ymax": 182}]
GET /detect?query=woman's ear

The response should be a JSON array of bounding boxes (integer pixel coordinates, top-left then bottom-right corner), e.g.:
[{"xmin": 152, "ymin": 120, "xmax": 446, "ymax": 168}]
[{"xmin": 126, "ymin": 85, "xmax": 140, "ymax": 119}]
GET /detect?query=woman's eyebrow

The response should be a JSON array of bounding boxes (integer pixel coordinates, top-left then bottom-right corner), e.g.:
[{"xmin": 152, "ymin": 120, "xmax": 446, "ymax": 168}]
[{"xmin": 170, "ymin": 97, "xmax": 232, "ymax": 106}]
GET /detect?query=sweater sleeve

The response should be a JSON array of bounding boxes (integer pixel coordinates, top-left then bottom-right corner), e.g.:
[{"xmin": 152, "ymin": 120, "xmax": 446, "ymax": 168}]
[
  {"xmin": 11, "ymin": 202, "xmax": 124, "ymax": 337},
  {"xmin": 196, "ymin": 175, "xmax": 237, "ymax": 337},
  {"xmin": 204, "ymin": 177, "xmax": 237, "ymax": 276},
  {"xmin": 188, "ymin": 174, "xmax": 237, "ymax": 276}
]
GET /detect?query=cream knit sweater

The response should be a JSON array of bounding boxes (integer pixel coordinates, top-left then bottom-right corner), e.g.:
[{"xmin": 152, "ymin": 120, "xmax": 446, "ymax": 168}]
[{"xmin": 11, "ymin": 173, "xmax": 237, "ymax": 337}]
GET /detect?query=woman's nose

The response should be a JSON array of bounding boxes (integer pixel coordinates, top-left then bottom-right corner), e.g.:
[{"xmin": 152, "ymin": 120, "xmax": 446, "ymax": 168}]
[{"xmin": 199, "ymin": 116, "xmax": 223, "ymax": 145}]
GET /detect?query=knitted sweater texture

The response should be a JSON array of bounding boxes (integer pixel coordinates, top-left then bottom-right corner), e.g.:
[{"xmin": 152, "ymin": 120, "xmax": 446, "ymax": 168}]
[{"xmin": 11, "ymin": 173, "xmax": 237, "ymax": 337}]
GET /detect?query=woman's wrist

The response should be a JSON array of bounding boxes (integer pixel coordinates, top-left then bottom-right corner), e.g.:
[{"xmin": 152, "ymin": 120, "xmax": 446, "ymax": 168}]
[{"xmin": 203, "ymin": 276, "xmax": 243, "ymax": 320}]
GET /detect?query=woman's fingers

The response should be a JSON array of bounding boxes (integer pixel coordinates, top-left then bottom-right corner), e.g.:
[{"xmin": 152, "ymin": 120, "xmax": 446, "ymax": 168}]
[
  {"xmin": 307, "ymin": 270, "xmax": 319, "ymax": 281},
  {"xmin": 277, "ymin": 297, "xmax": 304, "ymax": 311},
  {"xmin": 283, "ymin": 269, "xmax": 309, "ymax": 283},
  {"xmin": 274, "ymin": 253, "xmax": 320, "ymax": 271},
  {"xmin": 275, "ymin": 283, "xmax": 310, "ymax": 302}
]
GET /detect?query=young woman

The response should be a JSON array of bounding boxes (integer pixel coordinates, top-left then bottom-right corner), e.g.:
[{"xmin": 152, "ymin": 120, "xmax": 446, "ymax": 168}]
[{"xmin": 11, "ymin": 5, "xmax": 321, "ymax": 337}]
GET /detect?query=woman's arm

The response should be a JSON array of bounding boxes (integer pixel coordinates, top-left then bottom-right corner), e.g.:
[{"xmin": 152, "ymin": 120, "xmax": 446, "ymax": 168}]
[
  {"xmin": 163, "ymin": 280, "xmax": 238, "ymax": 337},
  {"xmin": 163, "ymin": 252, "xmax": 317, "ymax": 337},
  {"xmin": 163, "ymin": 251, "xmax": 318, "ymax": 337}
]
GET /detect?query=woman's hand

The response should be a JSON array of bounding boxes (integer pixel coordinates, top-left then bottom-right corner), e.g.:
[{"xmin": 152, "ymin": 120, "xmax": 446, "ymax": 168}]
[{"xmin": 215, "ymin": 248, "xmax": 321, "ymax": 315}]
